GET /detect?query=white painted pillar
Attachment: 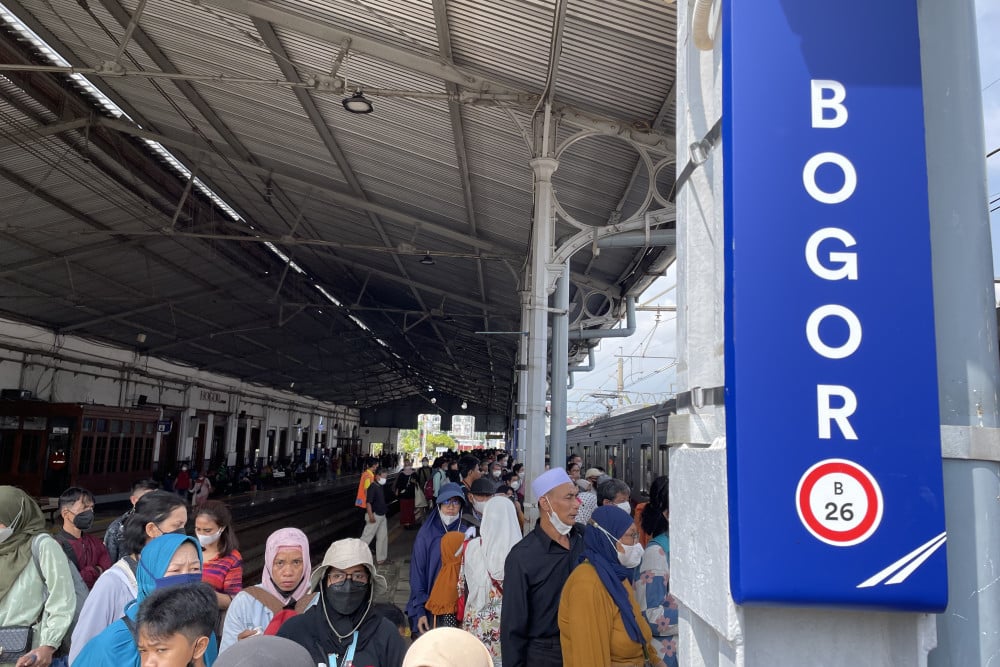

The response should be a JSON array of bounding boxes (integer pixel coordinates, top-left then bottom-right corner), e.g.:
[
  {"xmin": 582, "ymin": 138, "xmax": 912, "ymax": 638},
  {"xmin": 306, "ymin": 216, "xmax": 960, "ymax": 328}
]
[
  {"xmin": 204, "ymin": 412, "xmax": 215, "ymax": 472},
  {"xmin": 524, "ymin": 156, "xmax": 559, "ymax": 505},
  {"xmin": 671, "ymin": 1, "xmax": 936, "ymax": 665},
  {"xmin": 224, "ymin": 412, "xmax": 238, "ymax": 467}
]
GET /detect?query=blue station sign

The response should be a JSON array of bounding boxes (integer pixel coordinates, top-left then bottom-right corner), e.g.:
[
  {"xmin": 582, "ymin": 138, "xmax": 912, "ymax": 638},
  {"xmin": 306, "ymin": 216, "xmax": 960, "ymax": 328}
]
[{"xmin": 722, "ymin": 0, "xmax": 947, "ymax": 610}]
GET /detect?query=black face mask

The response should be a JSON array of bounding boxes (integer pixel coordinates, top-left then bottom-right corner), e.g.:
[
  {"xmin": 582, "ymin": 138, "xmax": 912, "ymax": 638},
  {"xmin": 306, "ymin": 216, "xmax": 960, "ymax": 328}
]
[
  {"xmin": 327, "ymin": 580, "xmax": 368, "ymax": 615},
  {"xmin": 73, "ymin": 509, "xmax": 95, "ymax": 531}
]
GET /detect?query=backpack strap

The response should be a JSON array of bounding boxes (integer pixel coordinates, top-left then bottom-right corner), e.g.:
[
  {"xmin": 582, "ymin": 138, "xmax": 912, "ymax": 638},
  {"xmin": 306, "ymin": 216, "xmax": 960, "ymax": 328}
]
[
  {"xmin": 242, "ymin": 586, "xmax": 286, "ymax": 616},
  {"xmin": 294, "ymin": 592, "xmax": 316, "ymax": 614}
]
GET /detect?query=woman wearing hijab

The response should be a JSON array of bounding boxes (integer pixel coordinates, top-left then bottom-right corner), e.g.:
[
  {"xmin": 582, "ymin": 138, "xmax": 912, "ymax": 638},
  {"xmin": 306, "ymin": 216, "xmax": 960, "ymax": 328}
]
[
  {"xmin": 424, "ymin": 532, "xmax": 466, "ymax": 629},
  {"xmin": 636, "ymin": 477, "xmax": 678, "ymax": 667},
  {"xmin": 220, "ymin": 528, "xmax": 314, "ymax": 651},
  {"xmin": 276, "ymin": 538, "xmax": 406, "ymax": 667},
  {"xmin": 0, "ymin": 487, "xmax": 76, "ymax": 667},
  {"xmin": 71, "ymin": 491, "xmax": 188, "ymax": 663},
  {"xmin": 406, "ymin": 484, "xmax": 472, "ymax": 636},
  {"xmin": 460, "ymin": 497, "xmax": 521, "ymax": 666},
  {"xmin": 402, "ymin": 627, "xmax": 492, "ymax": 667},
  {"xmin": 73, "ymin": 533, "xmax": 218, "ymax": 667},
  {"xmin": 557, "ymin": 506, "xmax": 664, "ymax": 667}
]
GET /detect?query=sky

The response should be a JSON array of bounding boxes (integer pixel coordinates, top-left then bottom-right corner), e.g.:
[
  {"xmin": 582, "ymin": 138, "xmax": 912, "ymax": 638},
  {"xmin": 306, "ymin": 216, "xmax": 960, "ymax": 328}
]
[
  {"xmin": 567, "ymin": 3, "xmax": 1000, "ymax": 423},
  {"xmin": 980, "ymin": 0, "xmax": 1000, "ymax": 274}
]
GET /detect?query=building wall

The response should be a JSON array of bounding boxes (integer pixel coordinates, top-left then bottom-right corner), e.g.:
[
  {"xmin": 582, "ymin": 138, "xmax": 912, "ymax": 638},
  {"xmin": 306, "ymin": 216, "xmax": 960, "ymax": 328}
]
[{"xmin": 0, "ymin": 317, "xmax": 359, "ymax": 470}]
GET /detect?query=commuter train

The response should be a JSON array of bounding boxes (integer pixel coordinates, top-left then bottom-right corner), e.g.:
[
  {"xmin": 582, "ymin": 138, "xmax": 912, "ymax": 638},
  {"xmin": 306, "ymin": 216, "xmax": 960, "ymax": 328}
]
[{"xmin": 565, "ymin": 400, "xmax": 675, "ymax": 498}]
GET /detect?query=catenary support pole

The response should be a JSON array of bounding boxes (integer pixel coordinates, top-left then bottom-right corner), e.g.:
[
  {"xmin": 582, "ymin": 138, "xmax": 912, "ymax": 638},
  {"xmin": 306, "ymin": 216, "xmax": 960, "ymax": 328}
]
[
  {"xmin": 921, "ymin": 0, "xmax": 1000, "ymax": 663},
  {"xmin": 550, "ymin": 262, "xmax": 570, "ymax": 470}
]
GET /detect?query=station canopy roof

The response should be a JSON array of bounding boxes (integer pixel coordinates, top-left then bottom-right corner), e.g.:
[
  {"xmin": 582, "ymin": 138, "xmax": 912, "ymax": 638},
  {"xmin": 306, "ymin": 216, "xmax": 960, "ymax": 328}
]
[{"xmin": 0, "ymin": 0, "xmax": 678, "ymax": 418}]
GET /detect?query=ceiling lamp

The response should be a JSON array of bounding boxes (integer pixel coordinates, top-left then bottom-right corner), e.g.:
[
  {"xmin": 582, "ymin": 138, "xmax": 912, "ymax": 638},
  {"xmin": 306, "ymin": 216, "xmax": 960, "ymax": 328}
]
[
  {"xmin": 342, "ymin": 91, "xmax": 373, "ymax": 114},
  {"xmin": 419, "ymin": 252, "xmax": 435, "ymax": 266}
]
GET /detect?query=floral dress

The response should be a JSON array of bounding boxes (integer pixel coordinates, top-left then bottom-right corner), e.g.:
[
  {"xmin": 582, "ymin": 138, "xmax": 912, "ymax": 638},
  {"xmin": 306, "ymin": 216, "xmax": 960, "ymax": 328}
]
[
  {"xmin": 462, "ymin": 577, "xmax": 503, "ymax": 667},
  {"xmin": 634, "ymin": 534, "xmax": 679, "ymax": 667}
]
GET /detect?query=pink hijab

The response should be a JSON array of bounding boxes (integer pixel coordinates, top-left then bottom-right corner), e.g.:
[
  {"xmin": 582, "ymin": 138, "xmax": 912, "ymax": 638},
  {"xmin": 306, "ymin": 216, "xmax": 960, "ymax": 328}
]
[{"xmin": 261, "ymin": 527, "xmax": 312, "ymax": 604}]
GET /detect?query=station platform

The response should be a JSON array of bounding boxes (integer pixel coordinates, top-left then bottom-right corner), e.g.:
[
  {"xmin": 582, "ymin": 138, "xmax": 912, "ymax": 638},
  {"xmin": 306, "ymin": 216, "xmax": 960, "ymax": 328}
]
[{"xmin": 372, "ymin": 514, "xmax": 419, "ymax": 611}]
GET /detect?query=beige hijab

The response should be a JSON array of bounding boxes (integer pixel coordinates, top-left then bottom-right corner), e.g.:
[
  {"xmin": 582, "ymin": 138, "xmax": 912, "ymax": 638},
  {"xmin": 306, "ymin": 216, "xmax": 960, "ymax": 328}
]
[{"xmin": 403, "ymin": 627, "xmax": 492, "ymax": 667}]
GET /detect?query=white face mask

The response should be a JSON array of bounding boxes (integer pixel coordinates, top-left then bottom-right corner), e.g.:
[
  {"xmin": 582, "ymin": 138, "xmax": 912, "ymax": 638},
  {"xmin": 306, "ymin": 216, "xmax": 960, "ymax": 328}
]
[
  {"xmin": 616, "ymin": 501, "xmax": 632, "ymax": 515},
  {"xmin": 197, "ymin": 529, "xmax": 223, "ymax": 547},
  {"xmin": 542, "ymin": 496, "xmax": 573, "ymax": 536},
  {"xmin": 439, "ymin": 509, "xmax": 459, "ymax": 526},
  {"xmin": 510, "ymin": 480, "xmax": 521, "ymax": 491},
  {"xmin": 473, "ymin": 500, "xmax": 487, "ymax": 514},
  {"xmin": 618, "ymin": 542, "xmax": 644, "ymax": 569},
  {"xmin": 0, "ymin": 499, "xmax": 24, "ymax": 544},
  {"xmin": 377, "ymin": 477, "xmax": 387, "ymax": 486}
]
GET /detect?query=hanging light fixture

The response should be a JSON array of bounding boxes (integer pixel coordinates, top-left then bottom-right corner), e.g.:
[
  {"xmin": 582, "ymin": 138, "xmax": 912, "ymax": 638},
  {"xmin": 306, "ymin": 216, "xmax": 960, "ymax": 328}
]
[
  {"xmin": 342, "ymin": 91, "xmax": 373, "ymax": 114},
  {"xmin": 419, "ymin": 252, "xmax": 435, "ymax": 266}
]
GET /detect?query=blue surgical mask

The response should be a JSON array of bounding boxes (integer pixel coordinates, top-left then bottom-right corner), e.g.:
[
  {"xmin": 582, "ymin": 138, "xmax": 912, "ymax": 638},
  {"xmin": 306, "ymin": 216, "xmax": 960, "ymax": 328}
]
[{"xmin": 154, "ymin": 572, "xmax": 203, "ymax": 589}]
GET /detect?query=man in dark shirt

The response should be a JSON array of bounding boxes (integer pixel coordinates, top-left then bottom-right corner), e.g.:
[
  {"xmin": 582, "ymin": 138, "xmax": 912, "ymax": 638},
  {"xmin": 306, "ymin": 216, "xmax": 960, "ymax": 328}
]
[
  {"xmin": 360, "ymin": 466, "xmax": 390, "ymax": 564},
  {"xmin": 56, "ymin": 486, "xmax": 112, "ymax": 589},
  {"xmin": 501, "ymin": 467, "xmax": 584, "ymax": 667}
]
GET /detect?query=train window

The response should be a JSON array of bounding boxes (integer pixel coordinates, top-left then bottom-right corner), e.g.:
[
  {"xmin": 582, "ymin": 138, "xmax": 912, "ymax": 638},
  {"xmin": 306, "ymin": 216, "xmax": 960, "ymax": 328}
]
[
  {"xmin": 18, "ymin": 433, "xmax": 41, "ymax": 473},
  {"xmin": 657, "ymin": 446, "xmax": 670, "ymax": 482},
  {"xmin": 142, "ymin": 438, "xmax": 154, "ymax": 470},
  {"xmin": 107, "ymin": 435, "xmax": 121, "ymax": 473},
  {"xmin": 640, "ymin": 444, "xmax": 653, "ymax": 494},
  {"xmin": 0, "ymin": 431, "xmax": 15, "ymax": 471},
  {"xmin": 95, "ymin": 419, "xmax": 107, "ymax": 433},
  {"xmin": 93, "ymin": 435, "xmax": 108, "ymax": 474},
  {"xmin": 145, "ymin": 422, "xmax": 155, "ymax": 435},
  {"xmin": 79, "ymin": 435, "xmax": 94, "ymax": 474},
  {"xmin": 122, "ymin": 421, "xmax": 132, "ymax": 435},
  {"xmin": 121, "ymin": 436, "xmax": 133, "ymax": 471},
  {"xmin": 0, "ymin": 416, "xmax": 18, "ymax": 429},
  {"xmin": 606, "ymin": 446, "xmax": 618, "ymax": 479},
  {"xmin": 82, "ymin": 418, "xmax": 93, "ymax": 432},
  {"xmin": 111, "ymin": 420, "xmax": 122, "ymax": 434}
]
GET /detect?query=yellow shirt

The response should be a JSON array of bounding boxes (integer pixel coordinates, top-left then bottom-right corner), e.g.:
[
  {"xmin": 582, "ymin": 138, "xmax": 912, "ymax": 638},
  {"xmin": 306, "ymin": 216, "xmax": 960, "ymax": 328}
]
[
  {"xmin": 356, "ymin": 469, "xmax": 375, "ymax": 508},
  {"xmin": 558, "ymin": 561, "xmax": 653, "ymax": 667}
]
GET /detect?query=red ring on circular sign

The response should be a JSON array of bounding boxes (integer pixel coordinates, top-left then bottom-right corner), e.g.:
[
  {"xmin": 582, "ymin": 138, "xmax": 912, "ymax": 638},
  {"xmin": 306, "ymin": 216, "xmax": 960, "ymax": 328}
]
[{"xmin": 797, "ymin": 460, "xmax": 879, "ymax": 543}]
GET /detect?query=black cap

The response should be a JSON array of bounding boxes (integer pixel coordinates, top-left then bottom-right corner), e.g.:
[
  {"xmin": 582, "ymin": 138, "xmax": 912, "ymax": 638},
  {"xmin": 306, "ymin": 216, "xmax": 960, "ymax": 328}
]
[{"xmin": 470, "ymin": 477, "xmax": 497, "ymax": 496}]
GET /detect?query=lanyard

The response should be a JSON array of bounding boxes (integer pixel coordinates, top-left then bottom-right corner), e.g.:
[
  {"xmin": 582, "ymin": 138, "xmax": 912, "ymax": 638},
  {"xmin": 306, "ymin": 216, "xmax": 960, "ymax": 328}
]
[{"xmin": 329, "ymin": 631, "xmax": 359, "ymax": 667}]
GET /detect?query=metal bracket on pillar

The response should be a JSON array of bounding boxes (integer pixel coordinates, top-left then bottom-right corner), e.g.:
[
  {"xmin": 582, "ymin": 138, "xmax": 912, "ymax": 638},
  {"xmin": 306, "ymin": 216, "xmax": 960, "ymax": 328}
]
[{"xmin": 940, "ymin": 425, "xmax": 1000, "ymax": 462}]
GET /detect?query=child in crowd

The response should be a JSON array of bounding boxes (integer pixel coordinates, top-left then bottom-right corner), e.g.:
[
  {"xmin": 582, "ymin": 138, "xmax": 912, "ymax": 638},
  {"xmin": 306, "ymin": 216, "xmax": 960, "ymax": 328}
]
[{"xmin": 135, "ymin": 583, "xmax": 218, "ymax": 667}]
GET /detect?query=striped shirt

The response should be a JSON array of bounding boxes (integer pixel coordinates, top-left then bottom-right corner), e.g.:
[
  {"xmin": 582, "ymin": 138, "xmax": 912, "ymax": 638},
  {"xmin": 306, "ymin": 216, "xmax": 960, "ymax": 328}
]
[{"xmin": 202, "ymin": 550, "xmax": 243, "ymax": 595}]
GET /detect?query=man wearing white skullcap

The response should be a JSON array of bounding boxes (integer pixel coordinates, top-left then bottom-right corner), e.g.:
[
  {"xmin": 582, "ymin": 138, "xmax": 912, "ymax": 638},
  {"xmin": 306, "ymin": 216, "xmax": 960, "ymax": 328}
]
[{"xmin": 500, "ymin": 467, "xmax": 584, "ymax": 667}]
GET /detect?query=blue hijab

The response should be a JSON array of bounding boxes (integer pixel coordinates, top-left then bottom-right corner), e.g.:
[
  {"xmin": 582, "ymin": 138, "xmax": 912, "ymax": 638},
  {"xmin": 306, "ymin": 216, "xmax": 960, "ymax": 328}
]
[
  {"xmin": 73, "ymin": 534, "xmax": 217, "ymax": 667},
  {"xmin": 583, "ymin": 505, "xmax": 645, "ymax": 644}
]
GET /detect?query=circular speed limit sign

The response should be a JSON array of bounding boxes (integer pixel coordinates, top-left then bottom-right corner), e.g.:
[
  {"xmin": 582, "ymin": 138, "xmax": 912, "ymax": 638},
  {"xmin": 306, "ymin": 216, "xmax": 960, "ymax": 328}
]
[{"xmin": 795, "ymin": 459, "xmax": 883, "ymax": 547}]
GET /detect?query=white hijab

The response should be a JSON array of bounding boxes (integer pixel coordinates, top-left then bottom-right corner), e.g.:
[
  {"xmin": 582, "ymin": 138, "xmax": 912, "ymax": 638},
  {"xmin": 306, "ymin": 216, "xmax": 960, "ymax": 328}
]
[{"xmin": 462, "ymin": 496, "xmax": 522, "ymax": 613}]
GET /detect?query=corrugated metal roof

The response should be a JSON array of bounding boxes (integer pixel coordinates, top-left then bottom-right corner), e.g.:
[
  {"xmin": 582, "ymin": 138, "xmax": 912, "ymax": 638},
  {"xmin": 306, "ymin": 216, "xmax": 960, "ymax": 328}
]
[{"xmin": 0, "ymin": 0, "xmax": 677, "ymax": 412}]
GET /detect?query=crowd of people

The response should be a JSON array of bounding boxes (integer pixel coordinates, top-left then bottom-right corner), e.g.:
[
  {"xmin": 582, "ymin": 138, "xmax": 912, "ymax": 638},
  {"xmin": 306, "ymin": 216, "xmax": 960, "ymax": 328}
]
[{"xmin": 0, "ymin": 448, "xmax": 677, "ymax": 667}]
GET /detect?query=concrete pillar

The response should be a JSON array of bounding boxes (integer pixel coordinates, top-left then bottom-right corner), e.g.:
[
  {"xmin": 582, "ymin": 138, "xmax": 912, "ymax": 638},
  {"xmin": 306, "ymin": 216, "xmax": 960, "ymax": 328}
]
[
  {"xmin": 203, "ymin": 412, "xmax": 214, "ymax": 472},
  {"xmin": 920, "ymin": 0, "xmax": 1000, "ymax": 663},
  {"xmin": 176, "ymin": 405, "xmax": 196, "ymax": 461},
  {"xmin": 223, "ymin": 412, "xmax": 238, "ymax": 467},
  {"xmin": 524, "ymin": 156, "xmax": 559, "ymax": 503}
]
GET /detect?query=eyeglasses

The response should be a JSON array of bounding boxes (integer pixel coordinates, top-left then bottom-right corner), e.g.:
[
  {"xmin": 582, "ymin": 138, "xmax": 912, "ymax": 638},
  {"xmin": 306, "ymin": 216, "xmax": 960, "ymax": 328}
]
[
  {"xmin": 440, "ymin": 499, "xmax": 462, "ymax": 507},
  {"xmin": 327, "ymin": 570, "xmax": 370, "ymax": 585}
]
